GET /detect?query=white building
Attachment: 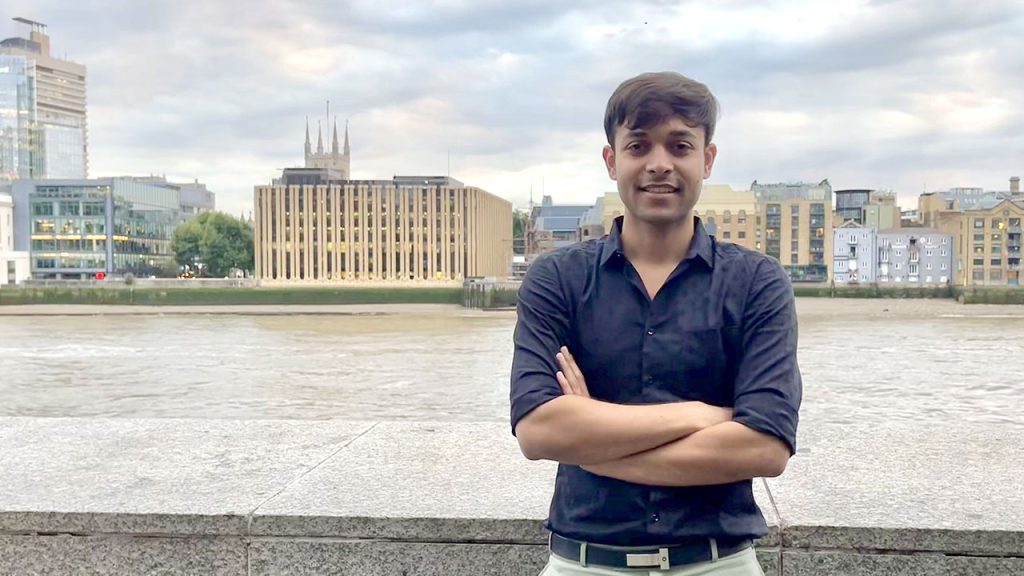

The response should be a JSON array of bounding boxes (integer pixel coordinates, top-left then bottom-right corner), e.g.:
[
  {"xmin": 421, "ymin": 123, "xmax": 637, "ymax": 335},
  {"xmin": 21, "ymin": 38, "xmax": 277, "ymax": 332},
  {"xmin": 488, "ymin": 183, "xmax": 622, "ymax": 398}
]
[
  {"xmin": 833, "ymin": 224, "xmax": 953, "ymax": 285},
  {"xmin": 833, "ymin": 222, "xmax": 876, "ymax": 284},
  {"xmin": 0, "ymin": 191, "xmax": 30, "ymax": 285}
]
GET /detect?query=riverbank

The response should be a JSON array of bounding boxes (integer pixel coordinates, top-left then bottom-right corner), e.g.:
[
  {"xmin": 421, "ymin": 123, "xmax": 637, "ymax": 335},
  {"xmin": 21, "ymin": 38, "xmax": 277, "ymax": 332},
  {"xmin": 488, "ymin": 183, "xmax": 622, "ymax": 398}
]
[
  {"xmin": 0, "ymin": 286, "xmax": 464, "ymax": 306},
  {"xmin": 3, "ymin": 283, "xmax": 1024, "ymax": 307},
  {"xmin": 0, "ymin": 303, "xmax": 475, "ymax": 317}
]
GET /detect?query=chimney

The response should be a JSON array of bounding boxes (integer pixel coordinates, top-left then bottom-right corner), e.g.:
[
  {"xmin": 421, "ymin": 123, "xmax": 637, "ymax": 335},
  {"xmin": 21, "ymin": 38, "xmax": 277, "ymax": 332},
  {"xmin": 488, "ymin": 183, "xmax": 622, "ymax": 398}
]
[{"xmin": 1011, "ymin": 176, "xmax": 1020, "ymax": 196}]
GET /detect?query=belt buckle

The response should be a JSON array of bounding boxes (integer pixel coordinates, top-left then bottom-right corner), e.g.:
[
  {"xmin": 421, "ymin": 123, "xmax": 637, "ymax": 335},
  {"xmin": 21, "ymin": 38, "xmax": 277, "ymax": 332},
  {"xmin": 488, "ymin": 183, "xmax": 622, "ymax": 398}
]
[{"xmin": 625, "ymin": 548, "xmax": 670, "ymax": 570}]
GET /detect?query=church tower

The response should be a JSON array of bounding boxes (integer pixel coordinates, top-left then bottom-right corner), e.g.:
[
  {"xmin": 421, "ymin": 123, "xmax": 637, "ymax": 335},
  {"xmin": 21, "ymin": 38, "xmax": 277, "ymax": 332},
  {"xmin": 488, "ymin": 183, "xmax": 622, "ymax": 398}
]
[{"xmin": 303, "ymin": 102, "xmax": 351, "ymax": 179}]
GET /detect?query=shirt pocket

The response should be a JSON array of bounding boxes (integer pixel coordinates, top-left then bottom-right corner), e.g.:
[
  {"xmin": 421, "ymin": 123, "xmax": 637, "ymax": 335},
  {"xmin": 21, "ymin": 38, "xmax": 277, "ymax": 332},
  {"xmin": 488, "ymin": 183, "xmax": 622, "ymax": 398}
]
[{"xmin": 657, "ymin": 326, "xmax": 736, "ymax": 406}]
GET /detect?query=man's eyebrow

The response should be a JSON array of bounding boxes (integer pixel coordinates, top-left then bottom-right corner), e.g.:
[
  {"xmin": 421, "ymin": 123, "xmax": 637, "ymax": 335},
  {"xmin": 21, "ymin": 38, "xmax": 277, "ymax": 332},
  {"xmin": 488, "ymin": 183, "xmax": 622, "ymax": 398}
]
[
  {"xmin": 624, "ymin": 129, "xmax": 698, "ymax": 139},
  {"xmin": 668, "ymin": 129, "xmax": 698, "ymax": 140}
]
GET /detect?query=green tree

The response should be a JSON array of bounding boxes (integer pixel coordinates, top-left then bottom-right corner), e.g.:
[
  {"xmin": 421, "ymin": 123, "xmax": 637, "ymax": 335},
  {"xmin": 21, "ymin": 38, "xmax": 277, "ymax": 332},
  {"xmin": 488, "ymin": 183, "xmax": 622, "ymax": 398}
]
[
  {"xmin": 171, "ymin": 212, "xmax": 254, "ymax": 277},
  {"xmin": 512, "ymin": 208, "xmax": 530, "ymax": 255}
]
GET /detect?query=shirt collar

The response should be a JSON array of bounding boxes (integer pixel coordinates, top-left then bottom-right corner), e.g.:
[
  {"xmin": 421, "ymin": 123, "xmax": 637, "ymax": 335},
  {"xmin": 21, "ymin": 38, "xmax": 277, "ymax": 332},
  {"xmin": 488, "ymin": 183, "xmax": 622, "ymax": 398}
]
[{"xmin": 599, "ymin": 215, "xmax": 715, "ymax": 269}]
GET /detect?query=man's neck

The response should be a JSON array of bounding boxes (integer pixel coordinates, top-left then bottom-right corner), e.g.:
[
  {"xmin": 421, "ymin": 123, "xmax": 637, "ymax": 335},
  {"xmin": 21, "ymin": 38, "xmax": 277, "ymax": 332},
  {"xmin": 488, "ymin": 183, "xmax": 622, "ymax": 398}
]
[{"xmin": 620, "ymin": 213, "xmax": 696, "ymax": 267}]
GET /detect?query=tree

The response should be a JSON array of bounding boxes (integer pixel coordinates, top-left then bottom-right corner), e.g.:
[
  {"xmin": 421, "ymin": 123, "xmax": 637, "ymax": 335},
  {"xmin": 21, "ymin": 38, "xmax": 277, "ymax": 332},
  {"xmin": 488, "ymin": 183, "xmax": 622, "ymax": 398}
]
[
  {"xmin": 512, "ymin": 208, "xmax": 530, "ymax": 255},
  {"xmin": 171, "ymin": 212, "xmax": 254, "ymax": 277}
]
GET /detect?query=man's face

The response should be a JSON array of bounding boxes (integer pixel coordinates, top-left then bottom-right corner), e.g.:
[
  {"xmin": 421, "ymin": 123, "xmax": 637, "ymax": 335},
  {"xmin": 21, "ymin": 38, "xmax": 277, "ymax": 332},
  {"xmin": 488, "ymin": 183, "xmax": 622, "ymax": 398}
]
[{"xmin": 602, "ymin": 116, "xmax": 717, "ymax": 228}]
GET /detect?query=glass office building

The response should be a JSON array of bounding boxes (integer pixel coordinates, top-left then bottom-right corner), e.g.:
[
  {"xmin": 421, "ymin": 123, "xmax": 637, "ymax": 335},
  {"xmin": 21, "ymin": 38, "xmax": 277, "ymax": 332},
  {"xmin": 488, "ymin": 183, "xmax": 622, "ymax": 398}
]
[
  {"xmin": 12, "ymin": 178, "xmax": 181, "ymax": 279},
  {"xmin": 0, "ymin": 55, "xmax": 38, "ymax": 182}
]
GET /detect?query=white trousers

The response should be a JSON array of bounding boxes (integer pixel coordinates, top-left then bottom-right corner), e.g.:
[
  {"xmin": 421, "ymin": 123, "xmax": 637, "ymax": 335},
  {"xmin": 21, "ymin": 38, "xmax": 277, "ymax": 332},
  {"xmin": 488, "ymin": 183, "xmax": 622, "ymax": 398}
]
[{"xmin": 539, "ymin": 547, "xmax": 765, "ymax": 576}]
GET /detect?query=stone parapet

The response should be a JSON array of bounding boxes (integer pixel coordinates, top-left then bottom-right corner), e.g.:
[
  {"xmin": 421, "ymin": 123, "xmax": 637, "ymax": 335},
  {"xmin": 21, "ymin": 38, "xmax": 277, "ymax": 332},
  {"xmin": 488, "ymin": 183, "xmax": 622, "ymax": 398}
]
[{"xmin": 0, "ymin": 418, "xmax": 1020, "ymax": 575}]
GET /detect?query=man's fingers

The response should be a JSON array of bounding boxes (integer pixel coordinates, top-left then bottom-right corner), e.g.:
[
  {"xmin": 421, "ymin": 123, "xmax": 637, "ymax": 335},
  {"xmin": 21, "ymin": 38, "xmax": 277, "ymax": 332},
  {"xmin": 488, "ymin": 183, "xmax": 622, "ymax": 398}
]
[
  {"xmin": 556, "ymin": 371, "xmax": 572, "ymax": 395},
  {"xmin": 556, "ymin": 353, "xmax": 581, "ymax": 395}
]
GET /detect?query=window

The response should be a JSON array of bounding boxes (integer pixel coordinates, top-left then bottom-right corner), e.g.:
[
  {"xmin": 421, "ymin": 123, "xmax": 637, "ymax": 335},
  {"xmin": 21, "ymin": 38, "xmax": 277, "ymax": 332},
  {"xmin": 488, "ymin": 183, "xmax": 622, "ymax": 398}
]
[
  {"xmin": 738, "ymin": 231, "xmax": 746, "ymax": 239},
  {"xmin": 33, "ymin": 203, "xmax": 54, "ymax": 216},
  {"xmin": 973, "ymin": 233, "xmax": 985, "ymax": 242},
  {"xmin": 926, "ymin": 263, "xmax": 932, "ymax": 270},
  {"xmin": 991, "ymin": 270, "xmax": 1003, "ymax": 281},
  {"xmin": 895, "ymin": 263, "xmax": 901, "ymax": 270},
  {"xmin": 973, "ymin": 270, "xmax": 985, "ymax": 281},
  {"xmin": 992, "ymin": 233, "xmax": 1002, "ymax": 242},
  {"xmin": 723, "ymin": 211, "xmax": 731, "ymax": 224},
  {"xmin": 991, "ymin": 258, "xmax": 1001, "ymax": 266},
  {"xmin": 974, "ymin": 258, "xmax": 984, "ymax": 266},
  {"xmin": 738, "ymin": 211, "xmax": 747, "ymax": 224},
  {"xmin": 992, "ymin": 218, "xmax": 1003, "ymax": 229},
  {"xmin": 941, "ymin": 249, "xmax": 947, "ymax": 256},
  {"xmin": 941, "ymin": 237, "xmax": 948, "ymax": 244},
  {"xmin": 723, "ymin": 231, "xmax": 731, "ymax": 239},
  {"xmin": 941, "ymin": 263, "xmax": 947, "ymax": 270}
]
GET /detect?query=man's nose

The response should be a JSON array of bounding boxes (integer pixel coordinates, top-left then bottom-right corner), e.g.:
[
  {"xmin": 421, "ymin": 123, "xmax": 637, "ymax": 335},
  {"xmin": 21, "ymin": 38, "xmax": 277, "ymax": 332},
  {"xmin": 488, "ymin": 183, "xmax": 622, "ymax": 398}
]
[{"xmin": 645, "ymin": 146, "xmax": 672, "ymax": 175}]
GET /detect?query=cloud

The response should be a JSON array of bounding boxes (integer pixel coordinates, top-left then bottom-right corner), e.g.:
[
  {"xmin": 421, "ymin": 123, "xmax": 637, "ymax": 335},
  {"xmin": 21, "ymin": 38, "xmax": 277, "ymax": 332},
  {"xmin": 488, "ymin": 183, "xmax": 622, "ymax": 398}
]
[{"xmin": 4, "ymin": 0, "xmax": 1022, "ymax": 216}]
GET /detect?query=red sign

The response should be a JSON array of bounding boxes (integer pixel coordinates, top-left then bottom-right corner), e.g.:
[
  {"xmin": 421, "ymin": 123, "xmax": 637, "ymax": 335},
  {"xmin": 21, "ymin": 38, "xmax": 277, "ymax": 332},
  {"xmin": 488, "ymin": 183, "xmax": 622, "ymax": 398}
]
[{"xmin": 95, "ymin": 272, "xmax": 106, "ymax": 280}]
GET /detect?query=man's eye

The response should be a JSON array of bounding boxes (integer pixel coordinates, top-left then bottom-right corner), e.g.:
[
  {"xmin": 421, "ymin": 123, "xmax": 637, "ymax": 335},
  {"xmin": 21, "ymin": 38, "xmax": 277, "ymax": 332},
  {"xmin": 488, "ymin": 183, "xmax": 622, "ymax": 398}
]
[{"xmin": 626, "ymin": 143, "xmax": 645, "ymax": 152}]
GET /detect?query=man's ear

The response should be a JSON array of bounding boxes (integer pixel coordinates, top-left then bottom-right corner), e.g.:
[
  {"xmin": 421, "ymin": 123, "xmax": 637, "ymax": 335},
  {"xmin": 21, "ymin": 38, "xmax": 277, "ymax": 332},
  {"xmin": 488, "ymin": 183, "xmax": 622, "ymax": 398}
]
[
  {"xmin": 703, "ymin": 143, "xmax": 718, "ymax": 179},
  {"xmin": 603, "ymin": 145, "xmax": 617, "ymax": 180}
]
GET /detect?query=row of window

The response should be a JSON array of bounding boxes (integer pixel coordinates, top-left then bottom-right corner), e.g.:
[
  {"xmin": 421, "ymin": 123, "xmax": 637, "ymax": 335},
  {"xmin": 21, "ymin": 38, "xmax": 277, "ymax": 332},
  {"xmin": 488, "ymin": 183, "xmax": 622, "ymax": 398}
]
[{"xmin": 973, "ymin": 217, "xmax": 1022, "ymax": 229}]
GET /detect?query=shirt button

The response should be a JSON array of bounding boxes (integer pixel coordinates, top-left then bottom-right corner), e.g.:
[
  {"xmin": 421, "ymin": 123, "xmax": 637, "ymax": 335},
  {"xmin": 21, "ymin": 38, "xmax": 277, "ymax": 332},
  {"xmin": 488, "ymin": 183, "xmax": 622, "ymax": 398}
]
[
  {"xmin": 646, "ymin": 329, "xmax": 655, "ymax": 336},
  {"xmin": 651, "ymin": 513, "xmax": 660, "ymax": 523}
]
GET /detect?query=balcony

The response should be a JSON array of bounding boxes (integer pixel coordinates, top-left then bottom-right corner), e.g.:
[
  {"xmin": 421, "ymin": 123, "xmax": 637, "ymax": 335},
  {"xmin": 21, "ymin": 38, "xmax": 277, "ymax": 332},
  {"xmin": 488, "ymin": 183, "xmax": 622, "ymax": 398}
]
[{"xmin": 1009, "ymin": 226, "xmax": 1022, "ymax": 234}]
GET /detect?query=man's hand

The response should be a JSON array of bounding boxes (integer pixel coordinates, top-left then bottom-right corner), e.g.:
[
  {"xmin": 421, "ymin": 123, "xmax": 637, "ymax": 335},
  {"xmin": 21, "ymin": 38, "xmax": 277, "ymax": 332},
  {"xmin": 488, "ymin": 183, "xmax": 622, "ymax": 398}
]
[
  {"xmin": 556, "ymin": 346, "xmax": 589, "ymax": 398},
  {"xmin": 555, "ymin": 346, "xmax": 733, "ymax": 428}
]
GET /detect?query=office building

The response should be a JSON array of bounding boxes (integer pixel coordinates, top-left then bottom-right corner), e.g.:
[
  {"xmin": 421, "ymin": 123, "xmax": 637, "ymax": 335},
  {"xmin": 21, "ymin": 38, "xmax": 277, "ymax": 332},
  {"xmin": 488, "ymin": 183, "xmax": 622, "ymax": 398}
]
[
  {"xmin": 0, "ymin": 18, "xmax": 88, "ymax": 180},
  {"xmin": 12, "ymin": 178, "xmax": 188, "ymax": 279},
  {"xmin": 254, "ymin": 169, "xmax": 512, "ymax": 282}
]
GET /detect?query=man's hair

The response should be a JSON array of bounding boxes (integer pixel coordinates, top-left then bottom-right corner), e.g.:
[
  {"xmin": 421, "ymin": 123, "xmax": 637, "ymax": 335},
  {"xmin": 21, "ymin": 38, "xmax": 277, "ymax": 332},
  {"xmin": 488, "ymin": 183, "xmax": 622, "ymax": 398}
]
[{"xmin": 604, "ymin": 72, "xmax": 720, "ymax": 147}]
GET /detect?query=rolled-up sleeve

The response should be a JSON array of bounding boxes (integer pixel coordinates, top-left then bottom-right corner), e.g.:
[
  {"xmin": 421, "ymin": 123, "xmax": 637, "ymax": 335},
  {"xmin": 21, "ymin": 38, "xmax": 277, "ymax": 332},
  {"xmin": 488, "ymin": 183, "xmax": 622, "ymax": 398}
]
[
  {"xmin": 510, "ymin": 253, "xmax": 570, "ymax": 435},
  {"xmin": 731, "ymin": 258, "xmax": 802, "ymax": 454}
]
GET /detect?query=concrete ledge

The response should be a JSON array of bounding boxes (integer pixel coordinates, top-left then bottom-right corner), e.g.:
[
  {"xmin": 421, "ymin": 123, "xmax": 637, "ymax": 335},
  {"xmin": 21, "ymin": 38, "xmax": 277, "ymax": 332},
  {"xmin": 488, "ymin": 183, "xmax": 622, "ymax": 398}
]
[{"xmin": 1, "ymin": 418, "xmax": 1020, "ymax": 575}]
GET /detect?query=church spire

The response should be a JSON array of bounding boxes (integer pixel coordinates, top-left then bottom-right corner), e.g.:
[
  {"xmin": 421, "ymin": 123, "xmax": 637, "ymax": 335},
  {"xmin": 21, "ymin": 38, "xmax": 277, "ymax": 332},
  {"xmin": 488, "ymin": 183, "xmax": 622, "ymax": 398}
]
[
  {"xmin": 332, "ymin": 117, "xmax": 339, "ymax": 156},
  {"xmin": 304, "ymin": 117, "xmax": 311, "ymax": 157},
  {"xmin": 343, "ymin": 120, "xmax": 350, "ymax": 156},
  {"xmin": 316, "ymin": 121, "xmax": 324, "ymax": 154}
]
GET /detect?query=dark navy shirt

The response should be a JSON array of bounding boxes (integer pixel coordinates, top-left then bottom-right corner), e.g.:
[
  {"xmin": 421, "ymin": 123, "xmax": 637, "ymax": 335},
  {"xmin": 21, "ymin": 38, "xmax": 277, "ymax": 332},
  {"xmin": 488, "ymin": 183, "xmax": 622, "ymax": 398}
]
[{"xmin": 510, "ymin": 216, "xmax": 801, "ymax": 546}]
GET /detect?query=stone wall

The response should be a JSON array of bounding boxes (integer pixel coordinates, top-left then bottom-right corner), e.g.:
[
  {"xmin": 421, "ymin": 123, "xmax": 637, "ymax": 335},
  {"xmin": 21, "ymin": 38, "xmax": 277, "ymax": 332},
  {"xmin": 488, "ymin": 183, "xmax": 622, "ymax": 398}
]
[{"xmin": 0, "ymin": 418, "xmax": 1020, "ymax": 575}]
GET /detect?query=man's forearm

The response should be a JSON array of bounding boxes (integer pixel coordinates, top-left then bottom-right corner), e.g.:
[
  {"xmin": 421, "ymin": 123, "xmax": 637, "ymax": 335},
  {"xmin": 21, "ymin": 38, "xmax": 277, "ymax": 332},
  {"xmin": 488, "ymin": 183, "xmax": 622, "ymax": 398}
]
[
  {"xmin": 515, "ymin": 395, "xmax": 727, "ymax": 465},
  {"xmin": 580, "ymin": 421, "xmax": 791, "ymax": 486}
]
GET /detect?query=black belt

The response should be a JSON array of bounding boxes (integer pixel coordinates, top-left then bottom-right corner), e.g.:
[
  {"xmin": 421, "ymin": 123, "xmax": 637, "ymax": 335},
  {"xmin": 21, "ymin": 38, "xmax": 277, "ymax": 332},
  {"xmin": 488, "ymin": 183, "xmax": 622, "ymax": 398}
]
[{"xmin": 549, "ymin": 532, "xmax": 752, "ymax": 570}]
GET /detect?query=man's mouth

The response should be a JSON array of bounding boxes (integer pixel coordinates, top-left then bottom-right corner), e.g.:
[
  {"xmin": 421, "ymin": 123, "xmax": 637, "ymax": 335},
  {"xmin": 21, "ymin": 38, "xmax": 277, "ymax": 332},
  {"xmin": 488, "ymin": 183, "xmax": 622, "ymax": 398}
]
[{"xmin": 639, "ymin": 185, "xmax": 678, "ymax": 194}]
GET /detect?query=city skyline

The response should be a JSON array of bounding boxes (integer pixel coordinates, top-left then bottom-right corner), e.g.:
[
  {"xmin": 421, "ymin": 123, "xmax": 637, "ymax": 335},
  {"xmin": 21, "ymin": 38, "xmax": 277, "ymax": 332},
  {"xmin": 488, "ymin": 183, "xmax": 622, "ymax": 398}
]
[{"xmin": 4, "ymin": 0, "xmax": 1022, "ymax": 218}]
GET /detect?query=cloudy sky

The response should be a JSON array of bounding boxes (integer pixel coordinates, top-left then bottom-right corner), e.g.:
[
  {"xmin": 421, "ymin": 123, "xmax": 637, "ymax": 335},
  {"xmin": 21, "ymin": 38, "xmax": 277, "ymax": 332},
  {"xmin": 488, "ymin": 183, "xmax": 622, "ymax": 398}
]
[{"xmin": 6, "ymin": 0, "xmax": 1023, "ymax": 217}]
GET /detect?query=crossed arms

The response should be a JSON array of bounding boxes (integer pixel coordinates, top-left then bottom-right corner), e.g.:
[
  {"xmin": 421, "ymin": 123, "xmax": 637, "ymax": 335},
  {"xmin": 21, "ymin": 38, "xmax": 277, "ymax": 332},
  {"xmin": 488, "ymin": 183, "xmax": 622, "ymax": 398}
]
[{"xmin": 515, "ymin": 347, "xmax": 791, "ymax": 487}]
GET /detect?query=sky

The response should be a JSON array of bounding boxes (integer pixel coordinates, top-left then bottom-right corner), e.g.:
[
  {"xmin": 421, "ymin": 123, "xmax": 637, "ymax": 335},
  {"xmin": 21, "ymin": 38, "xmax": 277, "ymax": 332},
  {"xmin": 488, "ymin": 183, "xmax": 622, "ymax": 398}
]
[{"xmin": 5, "ymin": 0, "xmax": 1023, "ymax": 218}]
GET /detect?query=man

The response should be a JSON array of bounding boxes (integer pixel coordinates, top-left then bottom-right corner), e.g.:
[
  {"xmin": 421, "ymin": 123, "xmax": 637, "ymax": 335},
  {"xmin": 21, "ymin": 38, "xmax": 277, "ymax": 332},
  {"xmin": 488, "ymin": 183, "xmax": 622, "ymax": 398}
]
[{"xmin": 510, "ymin": 72, "xmax": 801, "ymax": 575}]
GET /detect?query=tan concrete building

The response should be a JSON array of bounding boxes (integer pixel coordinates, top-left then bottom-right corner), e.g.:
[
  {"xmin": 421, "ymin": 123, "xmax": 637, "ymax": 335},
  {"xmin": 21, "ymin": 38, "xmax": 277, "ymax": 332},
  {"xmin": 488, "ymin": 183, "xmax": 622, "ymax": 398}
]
[
  {"xmin": 959, "ymin": 200, "xmax": 1024, "ymax": 287},
  {"xmin": 253, "ymin": 173, "xmax": 512, "ymax": 283},
  {"xmin": 917, "ymin": 179, "xmax": 1024, "ymax": 286},
  {"xmin": 752, "ymin": 180, "xmax": 833, "ymax": 282},
  {"xmin": 695, "ymin": 184, "xmax": 758, "ymax": 250}
]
